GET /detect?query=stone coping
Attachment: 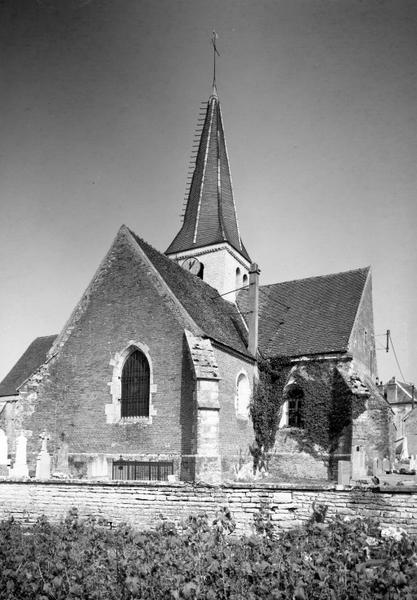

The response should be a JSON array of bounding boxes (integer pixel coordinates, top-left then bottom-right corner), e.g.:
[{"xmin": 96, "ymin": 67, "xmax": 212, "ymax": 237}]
[{"xmin": 0, "ymin": 477, "xmax": 417, "ymax": 494}]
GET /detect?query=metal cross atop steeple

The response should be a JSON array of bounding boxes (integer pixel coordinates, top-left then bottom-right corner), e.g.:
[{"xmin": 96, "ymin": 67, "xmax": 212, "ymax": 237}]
[
  {"xmin": 165, "ymin": 37, "xmax": 251, "ymax": 263},
  {"xmin": 211, "ymin": 31, "xmax": 220, "ymax": 92}
]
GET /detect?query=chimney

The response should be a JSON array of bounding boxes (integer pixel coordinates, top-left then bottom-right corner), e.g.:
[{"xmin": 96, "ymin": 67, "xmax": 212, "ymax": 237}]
[{"xmin": 248, "ymin": 262, "xmax": 260, "ymax": 357}]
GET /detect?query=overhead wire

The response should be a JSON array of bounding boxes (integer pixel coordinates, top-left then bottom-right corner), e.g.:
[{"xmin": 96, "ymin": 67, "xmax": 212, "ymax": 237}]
[{"xmin": 389, "ymin": 332, "xmax": 407, "ymax": 382}]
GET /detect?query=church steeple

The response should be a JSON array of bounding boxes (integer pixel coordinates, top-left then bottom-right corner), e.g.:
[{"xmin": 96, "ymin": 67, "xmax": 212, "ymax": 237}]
[{"xmin": 166, "ymin": 89, "xmax": 251, "ymax": 263}]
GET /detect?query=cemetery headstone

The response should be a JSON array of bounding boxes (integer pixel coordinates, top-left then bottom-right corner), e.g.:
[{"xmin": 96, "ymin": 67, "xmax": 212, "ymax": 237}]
[
  {"xmin": 0, "ymin": 429, "xmax": 8, "ymax": 476},
  {"xmin": 35, "ymin": 433, "xmax": 51, "ymax": 480},
  {"xmin": 337, "ymin": 460, "xmax": 351, "ymax": 486},
  {"xmin": 12, "ymin": 432, "xmax": 29, "ymax": 477},
  {"xmin": 351, "ymin": 445, "xmax": 367, "ymax": 480}
]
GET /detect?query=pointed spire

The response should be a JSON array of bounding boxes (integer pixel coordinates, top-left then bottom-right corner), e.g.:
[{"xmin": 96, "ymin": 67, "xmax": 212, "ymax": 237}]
[
  {"xmin": 210, "ymin": 81, "xmax": 218, "ymax": 100},
  {"xmin": 166, "ymin": 88, "xmax": 250, "ymax": 262}
]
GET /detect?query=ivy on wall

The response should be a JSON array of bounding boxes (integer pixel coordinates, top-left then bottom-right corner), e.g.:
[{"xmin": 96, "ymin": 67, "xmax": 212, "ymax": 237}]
[
  {"xmin": 249, "ymin": 357, "xmax": 290, "ymax": 471},
  {"xmin": 250, "ymin": 357, "xmax": 368, "ymax": 473}
]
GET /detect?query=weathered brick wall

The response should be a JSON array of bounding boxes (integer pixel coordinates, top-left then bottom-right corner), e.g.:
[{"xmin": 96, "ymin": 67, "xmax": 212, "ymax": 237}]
[
  {"xmin": 270, "ymin": 361, "xmax": 353, "ymax": 481},
  {"xmin": 215, "ymin": 346, "xmax": 255, "ymax": 477},
  {"xmin": 15, "ymin": 232, "xmax": 196, "ymax": 474},
  {"xmin": 349, "ymin": 272, "xmax": 377, "ymax": 379},
  {"xmin": 11, "ymin": 230, "xmax": 256, "ymax": 482},
  {"xmin": 1, "ymin": 480, "xmax": 417, "ymax": 536}
]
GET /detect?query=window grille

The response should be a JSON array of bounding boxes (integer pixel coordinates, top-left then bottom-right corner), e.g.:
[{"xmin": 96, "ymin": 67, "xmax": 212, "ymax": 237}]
[
  {"xmin": 121, "ymin": 349, "xmax": 150, "ymax": 418},
  {"xmin": 112, "ymin": 460, "xmax": 173, "ymax": 481},
  {"xmin": 287, "ymin": 387, "xmax": 304, "ymax": 428}
]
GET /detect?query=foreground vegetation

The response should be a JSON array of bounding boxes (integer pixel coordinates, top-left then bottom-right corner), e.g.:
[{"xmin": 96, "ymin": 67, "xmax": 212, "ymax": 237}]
[{"xmin": 0, "ymin": 506, "xmax": 416, "ymax": 599}]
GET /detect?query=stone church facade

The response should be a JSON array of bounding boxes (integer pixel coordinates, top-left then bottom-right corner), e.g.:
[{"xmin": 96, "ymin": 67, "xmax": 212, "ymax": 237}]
[{"xmin": 0, "ymin": 82, "xmax": 392, "ymax": 483}]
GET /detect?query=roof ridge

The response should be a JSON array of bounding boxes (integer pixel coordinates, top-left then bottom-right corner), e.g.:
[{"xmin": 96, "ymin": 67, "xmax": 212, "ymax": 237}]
[
  {"xmin": 260, "ymin": 266, "xmax": 370, "ymax": 290},
  {"xmin": 128, "ymin": 228, "xmax": 222, "ymax": 298},
  {"xmin": 128, "ymin": 228, "xmax": 251, "ymax": 357}
]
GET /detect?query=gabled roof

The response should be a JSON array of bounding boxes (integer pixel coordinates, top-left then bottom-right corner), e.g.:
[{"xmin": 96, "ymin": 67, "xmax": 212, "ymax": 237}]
[
  {"xmin": 129, "ymin": 229, "xmax": 251, "ymax": 358},
  {"xmin": 0, "ymin": 335, "xmax": 57, "ymax": 397},
  {"xmin": 237, "ymin": 267, "xmax": 369, "ymax": 358},
  {"xmin": 166, "ymin": 90, "xmax": 250, "ymax": 262},
  {"xmin": 386, "ymin": 378, "xmax": 416, "ymax": 404}
]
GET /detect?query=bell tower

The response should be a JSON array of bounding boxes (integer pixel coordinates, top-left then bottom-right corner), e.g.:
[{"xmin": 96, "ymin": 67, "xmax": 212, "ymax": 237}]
[{"xmin": 166, "ymin": 83, "xmax": 251, "ymax": 301}]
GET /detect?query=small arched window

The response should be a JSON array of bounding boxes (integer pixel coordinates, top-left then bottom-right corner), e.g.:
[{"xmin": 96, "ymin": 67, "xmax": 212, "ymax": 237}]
[
  {"xmin": 198, "ymin": 262, "xmax": 204, "ymax": 280},
  {"xmin": 242, "ymin": 273, "xmax": 248, "ymax": 287},
  {"xmin": 121, "ymin": 349, "xmax": 150, "ymax": 418},
  {"xmin": 235, "ymin": 267, "xmax": 241, "ymax": 290},
  {"xmin": 287, "ymin": 386, "xmax": 304, "ymax": 428},
  {"xmin": 236, "ymin": 372, "xmax": 251, "ymax": 419}
]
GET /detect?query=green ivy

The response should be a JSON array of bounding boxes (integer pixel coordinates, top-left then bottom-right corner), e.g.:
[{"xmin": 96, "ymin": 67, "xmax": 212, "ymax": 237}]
[
  {"xmin": 249, "ymin": 358, "xmax": 369, "ymax": 477},
  {"xmin": 249, "ymin": 358, "xmax": 290, "ymax": 472},
  {"xmin": 0, "ymin": 508, "xmax": 416, "ymax": 599}
]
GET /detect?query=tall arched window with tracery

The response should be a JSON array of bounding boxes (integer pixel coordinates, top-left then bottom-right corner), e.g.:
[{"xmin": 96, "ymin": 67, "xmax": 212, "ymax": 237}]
[{"xmin": 121, "ymin": 349, "xmax": 150, "ymax": 418}]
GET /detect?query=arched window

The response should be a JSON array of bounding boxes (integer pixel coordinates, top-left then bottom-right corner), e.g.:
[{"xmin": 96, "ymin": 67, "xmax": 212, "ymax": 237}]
[
  {"xmin": 235, "ymin": 267, "xmax": 241, "ymax": 290},
  {"xmin": 198, "ymin": 262, "xmax": 204, "ymax": 280},
  {"xmin": 121, "ymin": 349, "xmax": 150, "ymax": 418},
  {"xmin": 242, "ymin": 273, "xmax": 248, "ymax": 287},
  {"xmin": 279, "ymin": 385, "xmax": 304, "ymax": 428},
  {"xmin": 287, "ymin": 386, "xmax": 304, "ymax": 428},
  {"xmin": 236, "ymin": 372, "xmax": 251, "ymax": 419}
]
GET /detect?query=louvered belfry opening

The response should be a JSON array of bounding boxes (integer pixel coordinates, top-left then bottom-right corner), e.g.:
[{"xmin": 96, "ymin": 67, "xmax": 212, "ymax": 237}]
[{"xmin": 121, "ymin": 349, "xmax": 150, "ymax": 418}]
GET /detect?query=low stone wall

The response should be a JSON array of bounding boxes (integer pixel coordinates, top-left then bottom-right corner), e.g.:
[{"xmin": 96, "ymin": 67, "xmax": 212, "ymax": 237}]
[{"xmin": 0, "ymin": 479, "xmax": 417, "ymax": 536}]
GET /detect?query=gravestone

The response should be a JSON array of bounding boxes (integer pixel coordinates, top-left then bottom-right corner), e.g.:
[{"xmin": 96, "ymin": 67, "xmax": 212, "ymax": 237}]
[
  {"xmin": 35, "ymin": 433, "xmax": 51, "ymax": 480},
  {"xmin": 372, "ymin": 457, "xmax": 382, "ymax": 476},
  {"xmin": 382, "ymin": 456, "xmax": 392, "ymax": 473},
  {"xmin": 12, "ymin": 432, "xmax": 29, "ymax": 477},
  {"xmin": 55, "ymin": 435, "xmax": 69, "ymax": 475},
  {"xmin": 0, "ymin": 429, "xmax": 8, "ymax": 476},
  {"xmin": 89, "ymin": 455, "xmax": 109, "ymax": 479},
  {"xmin": 337, "ymin": 460, "xmax": 351, "ymax": 486},
  {"xmin": 351, "ymin": 445, "xmax": 367, "ymax": 480}
]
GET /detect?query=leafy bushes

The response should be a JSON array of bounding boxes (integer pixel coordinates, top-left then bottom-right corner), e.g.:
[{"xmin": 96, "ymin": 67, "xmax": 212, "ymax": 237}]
[{"xmin": 1, "ymin": 507, "xmax": 417, "ymax": 599}]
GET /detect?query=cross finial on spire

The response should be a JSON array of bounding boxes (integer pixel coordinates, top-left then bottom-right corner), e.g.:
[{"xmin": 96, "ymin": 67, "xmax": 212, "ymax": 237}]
[{"xmin": 211, "ymin": 31, "xmax": 220, "ymax": 93}]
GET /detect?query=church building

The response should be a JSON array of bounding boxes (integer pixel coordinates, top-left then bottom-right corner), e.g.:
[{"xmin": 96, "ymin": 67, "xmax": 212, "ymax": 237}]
[{"xmin": 0, "ymin": 81, "xmax": 392, "ymax": 483}]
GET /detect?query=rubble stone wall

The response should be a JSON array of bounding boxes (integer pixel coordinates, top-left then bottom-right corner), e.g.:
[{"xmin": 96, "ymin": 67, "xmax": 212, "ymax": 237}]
[{"xmin": 1, "ymin": 480, "xmax": 417, "ymax": 536}]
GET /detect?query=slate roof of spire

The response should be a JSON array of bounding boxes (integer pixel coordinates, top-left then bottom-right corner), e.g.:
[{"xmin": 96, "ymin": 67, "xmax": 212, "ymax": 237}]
[
  {"xmin": 237, "ymin": 267, "xmax": 370, "ymax": 358},
  {"xmin": 0, "ymin": 335, "xmax": 57, "ymax": 397},
  {"xmin": 166, "ymin": 91, "xmax": 250, "ymax": 261}
]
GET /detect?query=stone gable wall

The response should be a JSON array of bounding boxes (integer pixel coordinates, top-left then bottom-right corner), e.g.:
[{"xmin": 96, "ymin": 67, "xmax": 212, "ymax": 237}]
[
  {"xmin": 10, "ymin": 232, "xmax": 256, "ymax": 481},
  {"xmin": 1, "ymin": 480, "xmax": 417, "ymax": 536},
  {"xmin": 348, "ymin": 273, "xmax": 377, "ymax": 379},
  {"xmin": 15, "ymin": 233, "xmax": 196, "ymax": 474}
]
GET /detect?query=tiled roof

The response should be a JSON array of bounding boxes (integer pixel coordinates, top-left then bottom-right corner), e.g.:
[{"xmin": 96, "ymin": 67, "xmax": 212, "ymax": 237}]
[
  {"xmin": 396, "ymin": 381, "xmax": 416, "ymax": 403},
  {"xmin": 237, "ymin": 267, "xmax": 369, "ymax": 358},
  {"xmin": 130, "ymin": 229, "xmax": 251, "ymax": 358},
  {"xmin": 0, "ymin": 335, "xmax": 57, "ymax": 397},
  {"xmin": 166, "ymin": 92, "xmax": 250, "ymax": 262}
]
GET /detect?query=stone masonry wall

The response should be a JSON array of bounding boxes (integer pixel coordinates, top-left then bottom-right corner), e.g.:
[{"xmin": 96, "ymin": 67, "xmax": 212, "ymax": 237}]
[
  {"xmin": 15, "ymin": 231, "xmax": 197, "ymax": 475},
  {"xmin": 348, "ymin": 272, "xmax": 377, "ymax": 380},
  {"xmin": 1, "ymin": 480, "xmax": 417, "ymax": 536},
  {"xmin": 215, "ymin": 346, "xmax": 255, "ymax": 478}
]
